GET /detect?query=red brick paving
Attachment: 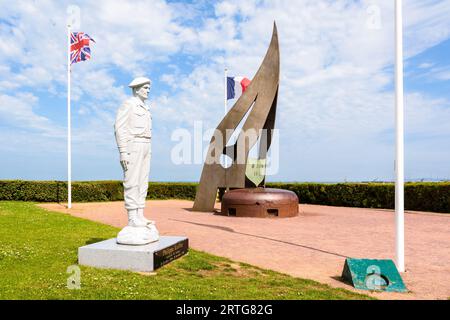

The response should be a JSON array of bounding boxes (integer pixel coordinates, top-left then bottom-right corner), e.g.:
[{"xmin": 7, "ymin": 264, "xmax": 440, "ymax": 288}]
[{"xmin": 39, "ymin": 201, "xmax": 450, "ymax": 300}]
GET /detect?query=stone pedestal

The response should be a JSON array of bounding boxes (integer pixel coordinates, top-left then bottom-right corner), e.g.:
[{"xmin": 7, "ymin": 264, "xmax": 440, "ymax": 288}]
[{"xmin": 78, "ymin": 236, "xmax": 188, "ymax": 272}]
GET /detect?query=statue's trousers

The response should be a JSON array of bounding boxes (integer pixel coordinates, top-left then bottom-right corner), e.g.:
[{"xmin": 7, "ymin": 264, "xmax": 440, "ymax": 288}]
[{"xmin": 123, "ymin": 139, "xmax": 151, "ymax": 210}]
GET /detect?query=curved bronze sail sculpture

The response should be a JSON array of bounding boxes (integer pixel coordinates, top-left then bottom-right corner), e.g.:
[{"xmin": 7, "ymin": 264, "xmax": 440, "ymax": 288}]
[{"xmin": 193, "ymin": 23, "xmax": 280, "ymax": 212}]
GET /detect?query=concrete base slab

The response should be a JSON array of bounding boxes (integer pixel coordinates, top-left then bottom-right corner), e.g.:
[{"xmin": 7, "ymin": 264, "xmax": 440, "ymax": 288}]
[{"xmin": 78, "ymin": 236, "xmax": 188, "ymax": 272}]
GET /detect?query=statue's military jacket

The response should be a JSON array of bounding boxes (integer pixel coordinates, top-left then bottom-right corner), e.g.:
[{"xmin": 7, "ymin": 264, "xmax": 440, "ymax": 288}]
[{"xmin": 114, "ymin": 96, "xmax": 152, "ymax": 154}]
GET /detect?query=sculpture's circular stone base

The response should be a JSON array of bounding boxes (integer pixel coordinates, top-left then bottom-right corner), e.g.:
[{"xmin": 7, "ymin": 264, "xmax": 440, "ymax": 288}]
[{"xmin": 220, "ymin": 188, "xmax": 299, "ymax": 218}]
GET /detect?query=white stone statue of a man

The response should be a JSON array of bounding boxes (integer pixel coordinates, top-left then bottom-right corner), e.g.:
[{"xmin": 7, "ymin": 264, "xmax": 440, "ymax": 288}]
[{"xmin": 114, "ymin": 77, "xmax": 159, "ymax": 245}]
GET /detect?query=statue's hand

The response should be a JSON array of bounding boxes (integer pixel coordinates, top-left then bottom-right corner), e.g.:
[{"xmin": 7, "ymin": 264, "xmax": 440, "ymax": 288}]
[{"xmin": 120, "ymin": 152, "xmax": 130, "ymax": 171}]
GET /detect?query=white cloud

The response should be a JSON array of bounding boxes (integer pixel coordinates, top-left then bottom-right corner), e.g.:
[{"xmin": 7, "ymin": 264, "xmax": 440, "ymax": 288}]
[
  {"xmin": 152, "ymin": 0, "xmax": 450, "ymax": 181},
  {"xmin": 403, "ymin": 0, "xmax": 450, "ymax": 56},
  {"xmin": 411, "ymin": 64, "xmax": 450, "ymax": 82},
  {"xmin": 0, "ymin": 92, "xmax": 64, "ymax": 139},
  {"xmin": 0, "ymin": 0, "xmax": 449, "ymax": 181},
  {"xmin": 418, "ymin": 62, "xmax": 434, "ymax": 69},
  {"xmin": 434, "ymin": 70, "xmax": 450, "ymax": 81}
]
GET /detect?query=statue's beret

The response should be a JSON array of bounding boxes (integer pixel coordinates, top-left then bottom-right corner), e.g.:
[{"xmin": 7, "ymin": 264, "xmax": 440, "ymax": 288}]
[{"xmin": 128, "ymin": 77, "xmax": 151, "ymax": 88}]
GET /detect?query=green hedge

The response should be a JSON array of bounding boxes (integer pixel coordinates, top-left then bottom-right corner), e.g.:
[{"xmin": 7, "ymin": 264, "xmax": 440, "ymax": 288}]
[
  {"xmin": 266, "ymin": 182, "xmax": 450, "ymax": 213},
  {"xmin": 0, "ymin": 180, "xmax": 448, "ymax": 213},
  {"xmin": 0, "ymin": 180, "xmax": 197, "ymax": 203}
]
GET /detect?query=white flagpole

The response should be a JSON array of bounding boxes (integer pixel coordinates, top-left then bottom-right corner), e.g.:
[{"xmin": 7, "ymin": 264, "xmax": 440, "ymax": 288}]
[
  {"xmin": 67, "ymin": 25, "xmax": 72, "ymax": 209},
  {"xmin": 395, "ymin": 0, "xmax": 405, "ymax": 272},
  {"xmin": 224, "ymin": 68, "xmax": 229, "ymax": 190}
]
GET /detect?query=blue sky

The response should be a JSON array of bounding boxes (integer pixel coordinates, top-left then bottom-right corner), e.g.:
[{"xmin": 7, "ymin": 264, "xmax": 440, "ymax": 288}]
[{"xmin": 0, "ymin": 0, "xmax": 449, "ymax": 182}]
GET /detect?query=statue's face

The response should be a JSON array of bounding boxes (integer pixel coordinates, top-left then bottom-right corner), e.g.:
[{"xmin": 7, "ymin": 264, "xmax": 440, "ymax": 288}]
[{"xmin": 135, "ymin": 84, "xmax": 150, "ymax": 101}]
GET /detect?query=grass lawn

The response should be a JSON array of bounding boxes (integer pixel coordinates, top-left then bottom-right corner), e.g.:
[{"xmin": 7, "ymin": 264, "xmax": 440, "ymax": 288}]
[{"xmin": 0, "ymin": 201, "xmax": 372, "ymax": 300}]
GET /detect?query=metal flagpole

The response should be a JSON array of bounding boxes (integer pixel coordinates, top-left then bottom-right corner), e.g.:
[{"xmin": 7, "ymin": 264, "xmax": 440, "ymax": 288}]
[
  {"xmin": 395, "ymin": 0, "xmax": 405, "ymax": 272},
  {"xmin": 67, "ymin": 24, "xmax": 72, "ymax": 209},
  {"xmin": 224, "ymin": 68, "xmax": 229, "ymax": 190}
]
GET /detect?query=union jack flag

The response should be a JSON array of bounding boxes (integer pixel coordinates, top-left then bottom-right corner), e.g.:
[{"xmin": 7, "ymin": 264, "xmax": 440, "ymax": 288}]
[{"xmin": 70, "ymin": 32, "xmax": 95, "ymax": 65}]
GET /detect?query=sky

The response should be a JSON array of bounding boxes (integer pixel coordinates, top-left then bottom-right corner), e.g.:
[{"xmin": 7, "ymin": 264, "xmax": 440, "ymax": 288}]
[{"xmin": 0, "ymin": 0, "xmax": 449, "ymax": 182}]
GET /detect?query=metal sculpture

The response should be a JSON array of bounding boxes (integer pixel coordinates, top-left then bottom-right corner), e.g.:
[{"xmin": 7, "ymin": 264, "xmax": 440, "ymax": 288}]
[{"xmin": 193, "ymin": 23, "xmax": 281, "ymax": 212}]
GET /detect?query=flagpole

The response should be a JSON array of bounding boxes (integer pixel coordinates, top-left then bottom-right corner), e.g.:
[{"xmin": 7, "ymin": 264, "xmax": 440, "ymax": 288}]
[
  {"xmin": 67, "ymin": 24, "xmax": 72, "ymax": 209},
  {"xmin": 395, "ymin": 0, "xmax": 405, "ymax": 272},
  {"xmin": 224, "ymin": 67, "xmax": 229, "ymax": 190}
]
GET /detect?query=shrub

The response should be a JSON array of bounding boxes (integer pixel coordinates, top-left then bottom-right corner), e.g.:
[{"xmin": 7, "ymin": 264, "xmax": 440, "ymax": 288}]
[
  {"xmin": 266, "ymin": 182, "xmax": 450, "ymax": 213},
  {"xmin": 0, "ymin": 180, "xmax": 197, "ymax": 202},
  {"xmin": 0, "ymin": 180, "xmax": 448, "ymax": 213}
]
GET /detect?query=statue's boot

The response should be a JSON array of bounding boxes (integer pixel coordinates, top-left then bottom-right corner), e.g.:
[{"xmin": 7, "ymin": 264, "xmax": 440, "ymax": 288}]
[
  {"xmin": 137, "ymin": 208, "xmax": 155, "ymax": 225},
  {"xmin": 116, "ymin": 209, "xmax": 159, "ymax": 245},
  {"xmin": 127, "ymin": 209, "xmax": 148, "ymax": 227}
]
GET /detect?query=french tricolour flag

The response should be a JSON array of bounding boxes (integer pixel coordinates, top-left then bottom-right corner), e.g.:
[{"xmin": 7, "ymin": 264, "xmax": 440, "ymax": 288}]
[{"xmin": 227, "ymin": 76, "xmax": 251, "ymax": 100}]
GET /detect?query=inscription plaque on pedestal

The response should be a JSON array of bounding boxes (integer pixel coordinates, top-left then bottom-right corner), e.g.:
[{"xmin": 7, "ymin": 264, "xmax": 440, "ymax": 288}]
[{"xmin": 154, "ymin": 238, "xmax": 189, "ymax": 269}]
